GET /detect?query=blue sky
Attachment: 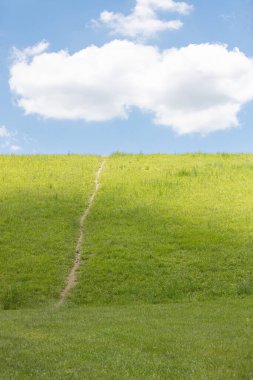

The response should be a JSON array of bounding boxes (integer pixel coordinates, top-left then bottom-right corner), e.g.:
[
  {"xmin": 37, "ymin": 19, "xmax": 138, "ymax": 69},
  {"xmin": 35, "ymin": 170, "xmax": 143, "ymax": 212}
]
[{"xmin": 1, "ymin": 0, "xmax": 253, "ymax": 154}]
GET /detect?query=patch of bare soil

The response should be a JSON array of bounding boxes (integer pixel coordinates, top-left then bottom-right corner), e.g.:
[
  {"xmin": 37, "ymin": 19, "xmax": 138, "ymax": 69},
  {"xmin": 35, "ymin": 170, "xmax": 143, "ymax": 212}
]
[{"xmin": 58, "ymin": 158, "xmax": 107, "ymax": 306}]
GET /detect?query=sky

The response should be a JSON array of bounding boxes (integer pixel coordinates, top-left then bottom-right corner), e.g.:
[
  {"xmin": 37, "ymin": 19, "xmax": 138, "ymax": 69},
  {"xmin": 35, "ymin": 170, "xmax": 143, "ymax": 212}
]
[{"xmin": 1, "ymin": 0, "xmax": 253, "ymax": 154}]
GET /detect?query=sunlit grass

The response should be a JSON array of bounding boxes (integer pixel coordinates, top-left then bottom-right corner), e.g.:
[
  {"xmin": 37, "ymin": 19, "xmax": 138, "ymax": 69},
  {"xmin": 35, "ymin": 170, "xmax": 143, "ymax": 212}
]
[
  {"xmin": 0, "ymin": 155, "xmax": 101, "ymax": 308},
  {"xmin": 1, "ymin": 154, "xmax": 253, "ymax": 379},
  {"xmin": 71, "ymin": 154, "xmax": 253, "ymax": 304}
]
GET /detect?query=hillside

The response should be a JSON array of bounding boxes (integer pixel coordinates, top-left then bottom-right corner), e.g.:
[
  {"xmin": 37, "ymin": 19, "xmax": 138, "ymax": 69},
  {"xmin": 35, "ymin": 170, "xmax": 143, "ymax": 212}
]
[
  {"xmin": 0, "ymin": 154, "xmax": 253, "ymax": 379},
  {"xmin": 72, "ymin": 154, "xmax": 253, "ymax": 305},
  {"xmin": 0, "ymin": 155, "xmax": 101, "ymax": 308}
]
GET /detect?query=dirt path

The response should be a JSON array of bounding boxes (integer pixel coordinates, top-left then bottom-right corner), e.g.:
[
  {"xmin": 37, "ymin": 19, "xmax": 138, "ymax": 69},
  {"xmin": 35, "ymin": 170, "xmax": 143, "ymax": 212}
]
[{"xmin": 58, "ymin": 158, "xmax": 107, "ymax": 306}]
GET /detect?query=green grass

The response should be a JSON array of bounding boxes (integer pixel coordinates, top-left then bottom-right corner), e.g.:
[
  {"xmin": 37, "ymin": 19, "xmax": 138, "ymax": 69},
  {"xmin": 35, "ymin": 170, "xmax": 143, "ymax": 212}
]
[
  {"xmin": 0, "ymin": 155, "xmax": 101, "ymax": 308},
  {"xmin": 0, "ymin": 299, "xmax": 253, "ymax": 379},
  {"xmin": 1, "ymin": 154, "xmax": 253, "ymax": 379},
  {"xmin": 71, "ymin": 154, "xmax": 253, "ymax": 305}
]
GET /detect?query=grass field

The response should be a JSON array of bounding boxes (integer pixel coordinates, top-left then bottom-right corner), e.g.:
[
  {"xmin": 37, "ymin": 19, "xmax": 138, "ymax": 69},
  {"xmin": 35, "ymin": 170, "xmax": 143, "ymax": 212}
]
[
  {"xmin": 0, "ymin": 154, "xmax": 253, "ymax": 379},
  {"xmin": 72, "ymin": 154, "xmax": 253, "ymax": 305},
  {"xmin": 0, "ymin": 155, "xmax": 101, "ymax": 308},
  {"xmin": 1, "ymin": 299, "xmax": 253, "ymax": 379}
]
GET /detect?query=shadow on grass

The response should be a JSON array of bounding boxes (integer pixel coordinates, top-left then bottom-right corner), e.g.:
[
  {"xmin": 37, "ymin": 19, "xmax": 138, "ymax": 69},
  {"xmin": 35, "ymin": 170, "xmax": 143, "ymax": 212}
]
[{"xmin": 71, "ymin": 190, "xmax": 253, "ymax": 305}]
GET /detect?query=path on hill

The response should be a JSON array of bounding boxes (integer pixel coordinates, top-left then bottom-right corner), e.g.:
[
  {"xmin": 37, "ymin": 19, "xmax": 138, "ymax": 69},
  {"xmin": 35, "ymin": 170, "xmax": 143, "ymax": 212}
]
[{"xmin": 58, "ymin": 158, "xmax": 107, "ymax": 306}]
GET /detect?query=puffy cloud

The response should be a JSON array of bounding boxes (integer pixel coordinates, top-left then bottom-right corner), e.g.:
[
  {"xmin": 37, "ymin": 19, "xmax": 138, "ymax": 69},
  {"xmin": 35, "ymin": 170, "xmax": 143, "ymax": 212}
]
[
  {"xmin": 0, "ymin": 125, "xmax": 11, "ymax": 138},
  {"xmin": 97, "ymin": 0, "xmax": 193, "ymax": 39},
  {"xmin": 9, "ymin": 40, "xmax": 253, "ymax": 134}
]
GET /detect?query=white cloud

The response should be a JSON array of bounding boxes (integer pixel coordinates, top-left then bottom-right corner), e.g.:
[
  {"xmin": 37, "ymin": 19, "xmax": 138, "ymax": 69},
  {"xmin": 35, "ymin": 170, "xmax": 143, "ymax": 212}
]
[
  {"xmin": 0, "ymin": 125, "xmax": 25, "ymax": 152},
  {"xmin": 12, "ymin": 40, "xmax": 49, "ymax": 63},
  {"xmin": 97, "ymin": 0, "xmax": 193, "ymax": 39},
  {"xmin": 9, "ymin": 40, "xmax": 253, "ymax": 135},
  {"xmin": 10, "ymin": 144, "xmax": 22, "ymax": 152},
  {"xmin": 0, "ymin": 125, "xmax": 11, "ymax": 138}
]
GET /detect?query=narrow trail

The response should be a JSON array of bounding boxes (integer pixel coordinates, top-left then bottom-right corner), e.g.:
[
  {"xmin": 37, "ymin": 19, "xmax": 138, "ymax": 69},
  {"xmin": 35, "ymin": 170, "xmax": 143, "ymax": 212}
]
[{"xmin": 58, "ymin": 158, "xmax": 107, "ymax": 306}]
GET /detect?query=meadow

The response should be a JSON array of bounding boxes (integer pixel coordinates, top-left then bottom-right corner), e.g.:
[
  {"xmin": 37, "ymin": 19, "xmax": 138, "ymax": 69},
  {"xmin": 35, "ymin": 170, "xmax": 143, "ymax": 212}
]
[
  {"xmin": 0, "ymin": 155, "xmax": 101, "ymax": 308},
  {"xmin": 0, "ymin": 154, "xmax": 253, "ymax": 379},
  {"xmin": 72, "ymin": 154, "xmax": 253, "ymax": 304}
]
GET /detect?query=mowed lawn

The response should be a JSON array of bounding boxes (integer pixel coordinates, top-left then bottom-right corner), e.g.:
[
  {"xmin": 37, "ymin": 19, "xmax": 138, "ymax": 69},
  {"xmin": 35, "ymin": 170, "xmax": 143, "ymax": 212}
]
[
  {"xmin": 0, "ymin": 299, "xmax": 253, "ymax": 380},
  {"xmin": 0, "ymin": 155, "xmax": 101, "ymax": 308},
  {"xmin": 1, "ymin": 154, "xmax": 253, "ymax": 379}
]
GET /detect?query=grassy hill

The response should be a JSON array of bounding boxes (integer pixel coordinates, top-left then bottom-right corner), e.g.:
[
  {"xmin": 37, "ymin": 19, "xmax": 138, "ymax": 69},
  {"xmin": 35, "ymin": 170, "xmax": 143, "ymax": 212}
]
[
  {"xmin": 72, "ymin": 154, "xmax": 253, "ymax": 305},
  {"xmin": 0, "ymin": 154, "xmax": 253, "ymax": 379},
  {"xmin": 0, "ymin": 155, "xmax": 101, "ymax": 308}
]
